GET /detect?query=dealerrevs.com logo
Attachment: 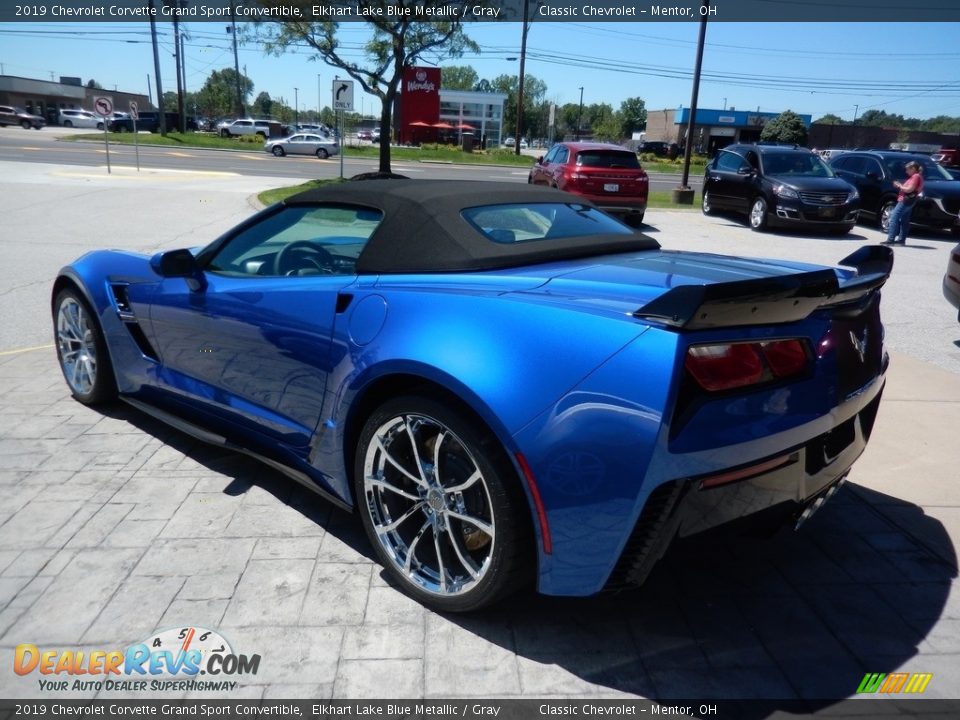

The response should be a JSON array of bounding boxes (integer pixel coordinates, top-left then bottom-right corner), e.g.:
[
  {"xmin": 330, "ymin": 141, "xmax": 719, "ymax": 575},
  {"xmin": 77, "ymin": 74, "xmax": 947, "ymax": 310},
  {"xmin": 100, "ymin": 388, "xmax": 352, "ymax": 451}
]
[{"xmin": 14, "ymin": 626, "xmax": 260, "ymax": 693}]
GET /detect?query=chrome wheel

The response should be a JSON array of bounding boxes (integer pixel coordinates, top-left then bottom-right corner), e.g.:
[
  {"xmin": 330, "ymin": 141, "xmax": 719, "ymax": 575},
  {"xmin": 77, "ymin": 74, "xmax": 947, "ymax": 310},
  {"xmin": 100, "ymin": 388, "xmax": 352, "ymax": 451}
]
[
  {"xmin": 53, "ymin": 288, "xmax": 116, "ymax": 405},
  {"xmin": 363, "ymin": 412, "xmax": 495, "ymax": 597},
  {"xmin": 749, "ymin": 197, "xmax": 768, "ymax": 231},
  {"xmin": 880, "ymin": 202, "xmax": 895, "ymax": 234},
  {"xmin": 702, "ymin": 190, "xmax": 713, "ymax": 215},
  {"xmin": 56, "ymin": 295, "xmax": 98, "ymax": 396}
]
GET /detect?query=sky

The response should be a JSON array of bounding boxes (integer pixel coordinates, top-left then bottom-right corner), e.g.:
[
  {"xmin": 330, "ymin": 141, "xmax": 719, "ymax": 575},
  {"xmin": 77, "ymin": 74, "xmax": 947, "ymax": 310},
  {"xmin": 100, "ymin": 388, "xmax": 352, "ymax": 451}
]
[{"xmin": 2, "ymin": 20, "xmax": 959, "ymax": 124}]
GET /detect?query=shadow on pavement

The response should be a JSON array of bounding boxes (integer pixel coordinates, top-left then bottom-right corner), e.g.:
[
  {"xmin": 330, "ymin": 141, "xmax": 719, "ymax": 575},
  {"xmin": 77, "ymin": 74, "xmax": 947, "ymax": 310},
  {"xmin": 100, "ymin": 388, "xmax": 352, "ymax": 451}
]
[{"xmin": 95, "ymin": 402, "xmax": 957, "ymax": 712}]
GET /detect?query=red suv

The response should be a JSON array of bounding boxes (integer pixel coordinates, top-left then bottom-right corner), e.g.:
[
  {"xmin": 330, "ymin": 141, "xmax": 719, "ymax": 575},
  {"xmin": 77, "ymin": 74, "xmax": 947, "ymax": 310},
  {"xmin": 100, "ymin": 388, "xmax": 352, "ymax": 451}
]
[
  {"xmin": 932, "ymin": 148, "xmax": 959, "ymax": 168},
  {"xmin": 529, "ymin": 142, "xmax": 649, "ymax": 227}
]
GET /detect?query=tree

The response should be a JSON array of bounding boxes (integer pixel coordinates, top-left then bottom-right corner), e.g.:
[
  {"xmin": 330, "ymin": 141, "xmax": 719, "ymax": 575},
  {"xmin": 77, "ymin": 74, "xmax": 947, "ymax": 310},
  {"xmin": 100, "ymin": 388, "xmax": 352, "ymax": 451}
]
[
  {"xmin": 760, "ymin": 110, "xmax": 808, "ymax": 145},
  {"xmin": 618, "ymin": 97, "xmax": 647, "ymax": 138},
  {"xmin": 814, "ymin": 113, "xmax": 847, "ymax": 125},
  {"xmin": 260, "ymin": 9, "xmax": 478, "ymax": 172},
  {"xmin": 490, "ymin": 72, "xmax": 547, "ymax": 140},
  {"xmin": 86, "ymin": 79, "xmax": 102, "ymax": 89},
  {"xmin": 195, "ymin": 68, "xmax": 253, "ymax": 119},
  {"xmin": 441, "ymin": 65, "xmax": 479, "ymax": 91},
  {"xmin": 253, "ymin": 91, "xmax": 274, "ymax": 117}
]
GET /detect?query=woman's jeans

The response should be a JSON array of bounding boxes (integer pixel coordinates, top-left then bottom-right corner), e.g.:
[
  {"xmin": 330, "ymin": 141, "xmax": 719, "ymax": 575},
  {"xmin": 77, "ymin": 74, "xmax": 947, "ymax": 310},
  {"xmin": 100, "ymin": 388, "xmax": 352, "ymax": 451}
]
[{"xmin": 886, "ymin": 200, "xmax": 915, "ymax": 243}]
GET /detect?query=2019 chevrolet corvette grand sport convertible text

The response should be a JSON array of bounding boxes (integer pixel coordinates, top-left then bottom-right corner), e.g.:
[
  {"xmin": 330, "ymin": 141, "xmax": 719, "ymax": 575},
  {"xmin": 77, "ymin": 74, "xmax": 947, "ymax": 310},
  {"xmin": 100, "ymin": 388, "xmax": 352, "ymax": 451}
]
[{"xmin": 52, "ymin": 180, "xmax": 890, "ymax": 612}]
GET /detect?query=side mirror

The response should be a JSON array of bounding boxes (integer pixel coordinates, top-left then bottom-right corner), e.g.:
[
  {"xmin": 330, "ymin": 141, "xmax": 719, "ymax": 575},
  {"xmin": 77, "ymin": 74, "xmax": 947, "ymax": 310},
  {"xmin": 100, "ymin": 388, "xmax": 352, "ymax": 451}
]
[
  {"xmin": 737, "ymin": 166, "xmax": 754, "ymax": 176},
  {"xmin": 536, "ymin": 155, "xmax": 544, "ymax": 164},
  {"xmin": 150, "ymin": 249, "xmax": 207, "ymax": 292}
]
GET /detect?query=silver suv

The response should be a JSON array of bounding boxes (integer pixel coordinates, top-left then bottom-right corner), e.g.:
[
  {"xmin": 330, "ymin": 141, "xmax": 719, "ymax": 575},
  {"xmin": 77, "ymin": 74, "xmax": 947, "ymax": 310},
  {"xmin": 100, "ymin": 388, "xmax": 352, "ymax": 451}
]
[
  {"xmin": 218, "ymin": 119, "xmax": 272, "ymax": 138},
  {"xmin": 59, "ymin": 109, "xmax": 103, "ymax": 129}
]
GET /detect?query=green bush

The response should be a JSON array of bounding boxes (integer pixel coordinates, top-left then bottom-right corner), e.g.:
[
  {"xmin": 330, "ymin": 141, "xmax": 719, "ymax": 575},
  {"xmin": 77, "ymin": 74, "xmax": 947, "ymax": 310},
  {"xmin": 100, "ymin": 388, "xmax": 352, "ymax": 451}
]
[{"xmin": 238, "ymin": 134, "xmax": 264, "ymax": 144}]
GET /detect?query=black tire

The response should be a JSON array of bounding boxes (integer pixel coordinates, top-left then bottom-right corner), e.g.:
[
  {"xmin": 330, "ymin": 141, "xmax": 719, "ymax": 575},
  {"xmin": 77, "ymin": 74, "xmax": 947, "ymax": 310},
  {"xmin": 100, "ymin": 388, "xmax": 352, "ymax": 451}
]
[
  {"xmin": 220, "ymin": 129, "xmax": 230, "ymax": 138},
  {"xmin": 63, "ymin": 120, "xmax": 73, "ymax": 128},
  {"xmin": 53, "ymin": 287, "xmax": 117, "ymax": 405},
  {"xmin": 21, "ymin": 120, "xmax": 31, "ymax": 130},
  {"xmin": 354, "ymin": 395, "xmax": 531, "ymax": 612},
  {"xmin": 118, "ymin": 125, "xmax": 129, "ymax": 133},
  {"xmin": 879, "ymin": 200, "xmax": 897, "ymax": 234},
  {"xmin": 623, "ymin": 213, "xmax": 645, "ymax": 229},
  {"xmin": 951, "ymin": 225, "xmax": 960, "ymax": 237},
  {"xmin": 316, "ymin": 148, "xmax": 329, "ymax": 159},
  {"xmin": 96, "ymin": 122, "xmax": 104, "ymax": 130},
  {"xmin": 272, "ymin": 146, "xmax": 285, "ymax": 157},
  {"xmin": 701, "ymin": 190, "xmax": 714, "ymax": 215},
  {"xmin": 749, "ymin": 196, "xmax": 769, "ymax": 231}
]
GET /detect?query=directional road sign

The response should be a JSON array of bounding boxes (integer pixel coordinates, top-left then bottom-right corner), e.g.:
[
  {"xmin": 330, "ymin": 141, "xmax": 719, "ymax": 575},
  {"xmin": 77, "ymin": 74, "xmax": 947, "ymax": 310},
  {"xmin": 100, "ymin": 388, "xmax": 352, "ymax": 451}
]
[
  {"xmin": 93, "ymin": 96, "xmax": 114, "ymax": 117},
  {"xmin": 333, "ymin": 80, "xmax": 354, "ymax": 112}
]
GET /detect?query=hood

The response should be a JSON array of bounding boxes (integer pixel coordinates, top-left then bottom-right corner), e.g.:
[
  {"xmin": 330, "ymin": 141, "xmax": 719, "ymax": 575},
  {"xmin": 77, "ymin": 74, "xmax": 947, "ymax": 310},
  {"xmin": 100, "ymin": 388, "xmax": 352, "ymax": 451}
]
[{"xmin": 768, "ymin": 176, "xmax": 854, "ymax": 193}]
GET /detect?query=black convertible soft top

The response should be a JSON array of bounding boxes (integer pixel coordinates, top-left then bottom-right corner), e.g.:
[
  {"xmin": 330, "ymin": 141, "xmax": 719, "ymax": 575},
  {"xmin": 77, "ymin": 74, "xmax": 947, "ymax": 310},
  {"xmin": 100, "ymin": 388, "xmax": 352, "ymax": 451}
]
[{"xmin": 283, "ymin": 180, "xmax": 659, "ymax": 273}]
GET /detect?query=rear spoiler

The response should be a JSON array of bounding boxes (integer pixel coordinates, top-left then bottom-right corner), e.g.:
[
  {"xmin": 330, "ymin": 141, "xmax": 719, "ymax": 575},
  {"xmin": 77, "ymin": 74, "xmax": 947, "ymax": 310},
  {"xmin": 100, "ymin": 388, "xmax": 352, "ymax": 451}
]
[{"xmin": 633, "ymin": 245, "xmax": 893, "ymax": 330}]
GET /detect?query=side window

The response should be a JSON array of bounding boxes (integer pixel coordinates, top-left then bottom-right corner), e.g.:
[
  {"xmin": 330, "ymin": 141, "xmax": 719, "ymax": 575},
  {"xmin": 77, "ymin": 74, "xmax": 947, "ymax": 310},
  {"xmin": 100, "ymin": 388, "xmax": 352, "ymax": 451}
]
[
  {"xmin": 836, "ymin": 156, "xmax": 865, "ymax": 175},
  {"xmin": 862, "ymin": 158, "xmax": 883, "ymax": 177},
  {"xmin": 555, "ymin": 147, "xmax": 570, "ymax": 164},
  {"xmin": 715, "ymin": 151, "xmax": 746, "ymax": 172},
  {"xmin": 205, "ymin": 205, "xmax": 383, "ymax": 278},
  {"xmin": 543, "ymin": 146, "xmax": 558, "ymax": 163}
]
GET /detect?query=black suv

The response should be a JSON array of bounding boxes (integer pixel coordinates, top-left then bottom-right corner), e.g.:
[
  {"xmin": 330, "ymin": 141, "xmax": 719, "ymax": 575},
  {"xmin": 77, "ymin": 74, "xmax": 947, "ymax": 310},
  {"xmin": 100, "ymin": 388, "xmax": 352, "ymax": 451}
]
[
  {"xmin": 830, "ymin": 150, "xmax": 960, "ymax": 237},
  {"xmin": 702, "ymin": 144, "xmax": 859, "ymax": 233}
]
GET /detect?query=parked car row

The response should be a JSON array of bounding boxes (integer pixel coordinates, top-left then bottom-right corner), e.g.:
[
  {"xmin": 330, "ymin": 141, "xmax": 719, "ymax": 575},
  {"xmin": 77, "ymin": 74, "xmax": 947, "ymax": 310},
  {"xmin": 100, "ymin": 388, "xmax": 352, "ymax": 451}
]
[{"xmin": 702, "ymin": 144, "xmax": 960, "ymax": 237}]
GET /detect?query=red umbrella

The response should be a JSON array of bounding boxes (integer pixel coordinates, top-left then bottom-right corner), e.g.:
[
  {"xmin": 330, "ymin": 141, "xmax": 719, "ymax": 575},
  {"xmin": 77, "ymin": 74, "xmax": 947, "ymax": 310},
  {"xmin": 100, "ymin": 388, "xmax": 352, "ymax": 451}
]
[
  {"xmin": 409, "ymin": 121, "xmax": 431, "ymax": 127},
  {"xmin": 432, "ymin": 122, "xmax": 455, "ymax": 129},
  {"xmin": 457, "ymin": 123, "xmax": 476, "ymax": 130}
]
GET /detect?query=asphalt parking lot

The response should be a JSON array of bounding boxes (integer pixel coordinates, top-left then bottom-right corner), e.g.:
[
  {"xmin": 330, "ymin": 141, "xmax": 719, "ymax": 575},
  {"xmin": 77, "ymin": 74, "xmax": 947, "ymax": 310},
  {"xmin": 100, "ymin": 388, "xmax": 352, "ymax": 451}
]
[{"xmin": 1, "ymin": 160, "xmax": 959, "ymax": 705}]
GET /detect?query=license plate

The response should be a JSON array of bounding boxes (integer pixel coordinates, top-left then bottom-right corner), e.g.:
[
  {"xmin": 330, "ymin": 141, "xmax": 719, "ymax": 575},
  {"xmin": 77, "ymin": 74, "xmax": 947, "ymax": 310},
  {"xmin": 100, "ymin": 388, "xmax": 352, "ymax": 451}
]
[
  {"xmin": 818, "ymin": 207, "xmax": 836, "ymax": 218},
  {"xmin": 603, "ymin": 183, "xmax": 619, "ymax": 192}
]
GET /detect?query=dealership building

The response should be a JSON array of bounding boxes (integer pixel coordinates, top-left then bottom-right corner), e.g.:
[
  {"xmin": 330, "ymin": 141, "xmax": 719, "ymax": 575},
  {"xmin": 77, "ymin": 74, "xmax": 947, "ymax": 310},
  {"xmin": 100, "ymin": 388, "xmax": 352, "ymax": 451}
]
[{"xmin": 645, "ymin": 107, "xmax": 813, "ymax": 155}]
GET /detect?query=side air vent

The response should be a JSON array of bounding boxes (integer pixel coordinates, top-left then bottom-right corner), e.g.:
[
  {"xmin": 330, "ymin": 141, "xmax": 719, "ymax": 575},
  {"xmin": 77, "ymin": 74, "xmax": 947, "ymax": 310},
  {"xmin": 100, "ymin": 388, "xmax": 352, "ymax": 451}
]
[{"xmin": 108, "ymin": 283, "xmax": 159, "ymax": 362}]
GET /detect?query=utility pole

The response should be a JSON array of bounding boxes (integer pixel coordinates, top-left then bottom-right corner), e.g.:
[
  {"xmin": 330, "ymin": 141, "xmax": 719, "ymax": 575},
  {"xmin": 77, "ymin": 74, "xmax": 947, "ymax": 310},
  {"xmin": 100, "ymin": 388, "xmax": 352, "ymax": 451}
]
[
  {"xmin": 171, "ymin": 2, "xmax": 185, "ymax": 133},
  {"xmin": 514, "ymin": 0, "xmax": 530, "ymax": 155},
  {"xmin": 148, "ymin": 0, "xmax": 166, "ymax": 135},
  {"xmin": 229, "ymin": 7, "xmax": 244, "ymax": 116},
  {"xmin": 179, "ymin": 1, "xmax": 188, "ymax": 131},
  {"xmin": 575, "ymin": 87, "xmax": 584, "ymax": 141},
  {"xmin": 294, "ymin": 87, "xmax": 299, "ymax": 130}
]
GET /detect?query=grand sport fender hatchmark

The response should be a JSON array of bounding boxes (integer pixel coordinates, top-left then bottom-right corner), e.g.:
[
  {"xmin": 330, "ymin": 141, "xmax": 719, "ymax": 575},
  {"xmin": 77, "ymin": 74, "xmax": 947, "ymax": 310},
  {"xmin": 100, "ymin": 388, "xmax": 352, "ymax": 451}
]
[{"xmin": 52, "ymin": 180, "xmax": 891, "ymax": 611}]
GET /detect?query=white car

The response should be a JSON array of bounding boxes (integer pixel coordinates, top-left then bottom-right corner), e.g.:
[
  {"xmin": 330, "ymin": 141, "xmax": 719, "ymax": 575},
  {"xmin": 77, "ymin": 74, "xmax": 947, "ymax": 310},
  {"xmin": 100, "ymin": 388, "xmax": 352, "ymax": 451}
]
[
  {"xmin": 264, "ymin": 133, "xmax": 339, "ymax": 159},
  {"xmin": 59, "ymin": 109, "xmax": 103, "ymax": 129}
]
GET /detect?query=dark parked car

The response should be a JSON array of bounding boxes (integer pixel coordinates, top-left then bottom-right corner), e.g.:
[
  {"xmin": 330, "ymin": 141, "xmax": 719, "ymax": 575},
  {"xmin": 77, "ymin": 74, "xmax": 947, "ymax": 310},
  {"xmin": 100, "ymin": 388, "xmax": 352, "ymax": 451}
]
[
  {"xmin": 702, "ymin": 144, "xmax": 859, "ymax": 233},
  {"xmin": 110, "ymin": 112, "xmax": 198, "ymax": 133},
  {"xmin": 528, "ymin": 141, "xmax": 649, "ymax": 227},
  {"xmin": 944, "ymin": 242, "xmax": 960, "ymax": 321},
  {"xmin": 638, "ymin": 140, "xmax": 670, "ymax": 156},
  {"xmin": 0, "ymin": 105, "xmax": 45, "ymax": 129},
  {"xmin": 830, "ymin": 151, "xmax": 960, "ymax": 237},
  {"xmin": 51, "ymin": 180, "xmax": 889, "ymax": 611}
]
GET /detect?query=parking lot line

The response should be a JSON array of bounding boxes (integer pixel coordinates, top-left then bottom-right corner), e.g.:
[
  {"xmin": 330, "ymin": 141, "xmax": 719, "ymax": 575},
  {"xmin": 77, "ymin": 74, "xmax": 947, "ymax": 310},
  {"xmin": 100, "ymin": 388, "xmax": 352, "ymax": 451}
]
[{"xmin": 0, "ymin": 343, "xmax": 54, "ymax": 356}]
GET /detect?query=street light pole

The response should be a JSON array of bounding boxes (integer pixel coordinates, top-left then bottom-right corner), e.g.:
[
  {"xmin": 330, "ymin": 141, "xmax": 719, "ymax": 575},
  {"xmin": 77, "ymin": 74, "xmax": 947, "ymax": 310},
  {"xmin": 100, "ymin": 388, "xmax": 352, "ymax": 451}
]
[
  {"xmin": 514, "ymin": 0, "xmax": 530, "ymax": 155},
  {"xmin": 294, "ymin": 87, "xmax": 299, "ymax": 130},
  {"xmin": 852, "ymin": 104, "xmax": 859, "ymax": 125},
  {"xmin": 317, "ymin": 74, "xmax": 321, "ymax": 124},
  {"xmin": 676, "ymin": 0, "xmax": 710, "ymax": 204},
  {"xmin": 575, "ymin": 87, "xmax": 583, "ymax": 141}
]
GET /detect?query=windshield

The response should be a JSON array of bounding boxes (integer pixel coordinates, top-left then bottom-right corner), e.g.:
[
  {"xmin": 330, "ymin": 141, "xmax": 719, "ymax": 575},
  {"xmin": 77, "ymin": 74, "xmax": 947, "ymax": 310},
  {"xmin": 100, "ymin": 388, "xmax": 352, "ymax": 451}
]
[
  {"xmin": 883, "ymin": 157, "xmax": 952, "ymax": 181},
  {"xmin": 762, "ymin": 152, "xmax": 834, "ymax": 178}
]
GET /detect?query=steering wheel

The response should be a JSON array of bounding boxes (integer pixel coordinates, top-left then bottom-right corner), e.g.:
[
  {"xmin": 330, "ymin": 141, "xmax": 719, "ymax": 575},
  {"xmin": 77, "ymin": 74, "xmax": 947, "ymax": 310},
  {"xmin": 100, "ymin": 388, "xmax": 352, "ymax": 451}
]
[{"xmin": 273, "ymin": 240, "xmax": 335, "ymax": 276}]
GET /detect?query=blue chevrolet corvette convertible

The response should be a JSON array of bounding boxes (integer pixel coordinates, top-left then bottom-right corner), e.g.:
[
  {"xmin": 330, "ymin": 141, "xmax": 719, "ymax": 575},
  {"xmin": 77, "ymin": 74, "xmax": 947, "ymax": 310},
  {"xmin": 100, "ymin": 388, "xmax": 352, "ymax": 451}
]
[{"xmin": 52, "ymin": 180, "xmax": 890, "ymax": 611}]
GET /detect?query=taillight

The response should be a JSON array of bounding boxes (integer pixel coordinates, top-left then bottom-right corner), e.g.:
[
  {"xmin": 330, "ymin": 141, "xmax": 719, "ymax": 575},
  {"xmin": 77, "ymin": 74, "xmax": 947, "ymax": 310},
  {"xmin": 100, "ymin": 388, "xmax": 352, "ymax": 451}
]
[{"xmin": 684, "ymin": 339, "xmax": 810, "ymax": 392}]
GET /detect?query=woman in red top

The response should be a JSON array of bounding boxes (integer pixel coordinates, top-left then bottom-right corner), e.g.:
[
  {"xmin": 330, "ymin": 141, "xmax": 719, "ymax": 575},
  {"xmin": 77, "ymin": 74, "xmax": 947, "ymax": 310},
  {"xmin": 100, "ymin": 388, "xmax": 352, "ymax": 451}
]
[{"xmin": 884, "ymin": 160, "xmax": 924, "ymax": 245}]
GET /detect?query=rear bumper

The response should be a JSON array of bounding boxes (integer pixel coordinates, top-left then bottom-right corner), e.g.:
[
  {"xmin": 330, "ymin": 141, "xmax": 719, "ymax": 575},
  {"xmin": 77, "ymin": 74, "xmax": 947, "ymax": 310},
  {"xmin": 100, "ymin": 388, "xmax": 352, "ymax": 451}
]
[
  {"xmin": 605, "ymin": 374, "xmax": 885, "ymax": 591},
  {"xmin": 944, "ymin": 274, "xmax": 960, "ymax": 313}
]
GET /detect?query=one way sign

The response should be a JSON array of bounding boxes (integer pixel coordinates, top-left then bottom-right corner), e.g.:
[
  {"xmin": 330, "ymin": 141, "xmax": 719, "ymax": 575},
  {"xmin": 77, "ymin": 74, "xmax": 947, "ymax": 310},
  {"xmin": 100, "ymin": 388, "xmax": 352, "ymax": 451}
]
[{"xmin": 332, "ymin": 79, "xmax": 354, "ymax": 112}]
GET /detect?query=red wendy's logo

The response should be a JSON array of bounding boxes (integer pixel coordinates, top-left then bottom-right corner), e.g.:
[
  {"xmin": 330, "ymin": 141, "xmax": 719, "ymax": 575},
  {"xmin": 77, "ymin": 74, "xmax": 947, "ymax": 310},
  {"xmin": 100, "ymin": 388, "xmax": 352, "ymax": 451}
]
[{"xmin": 416, "ymin": 70, "xmax": 427, "ymax": 82}]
